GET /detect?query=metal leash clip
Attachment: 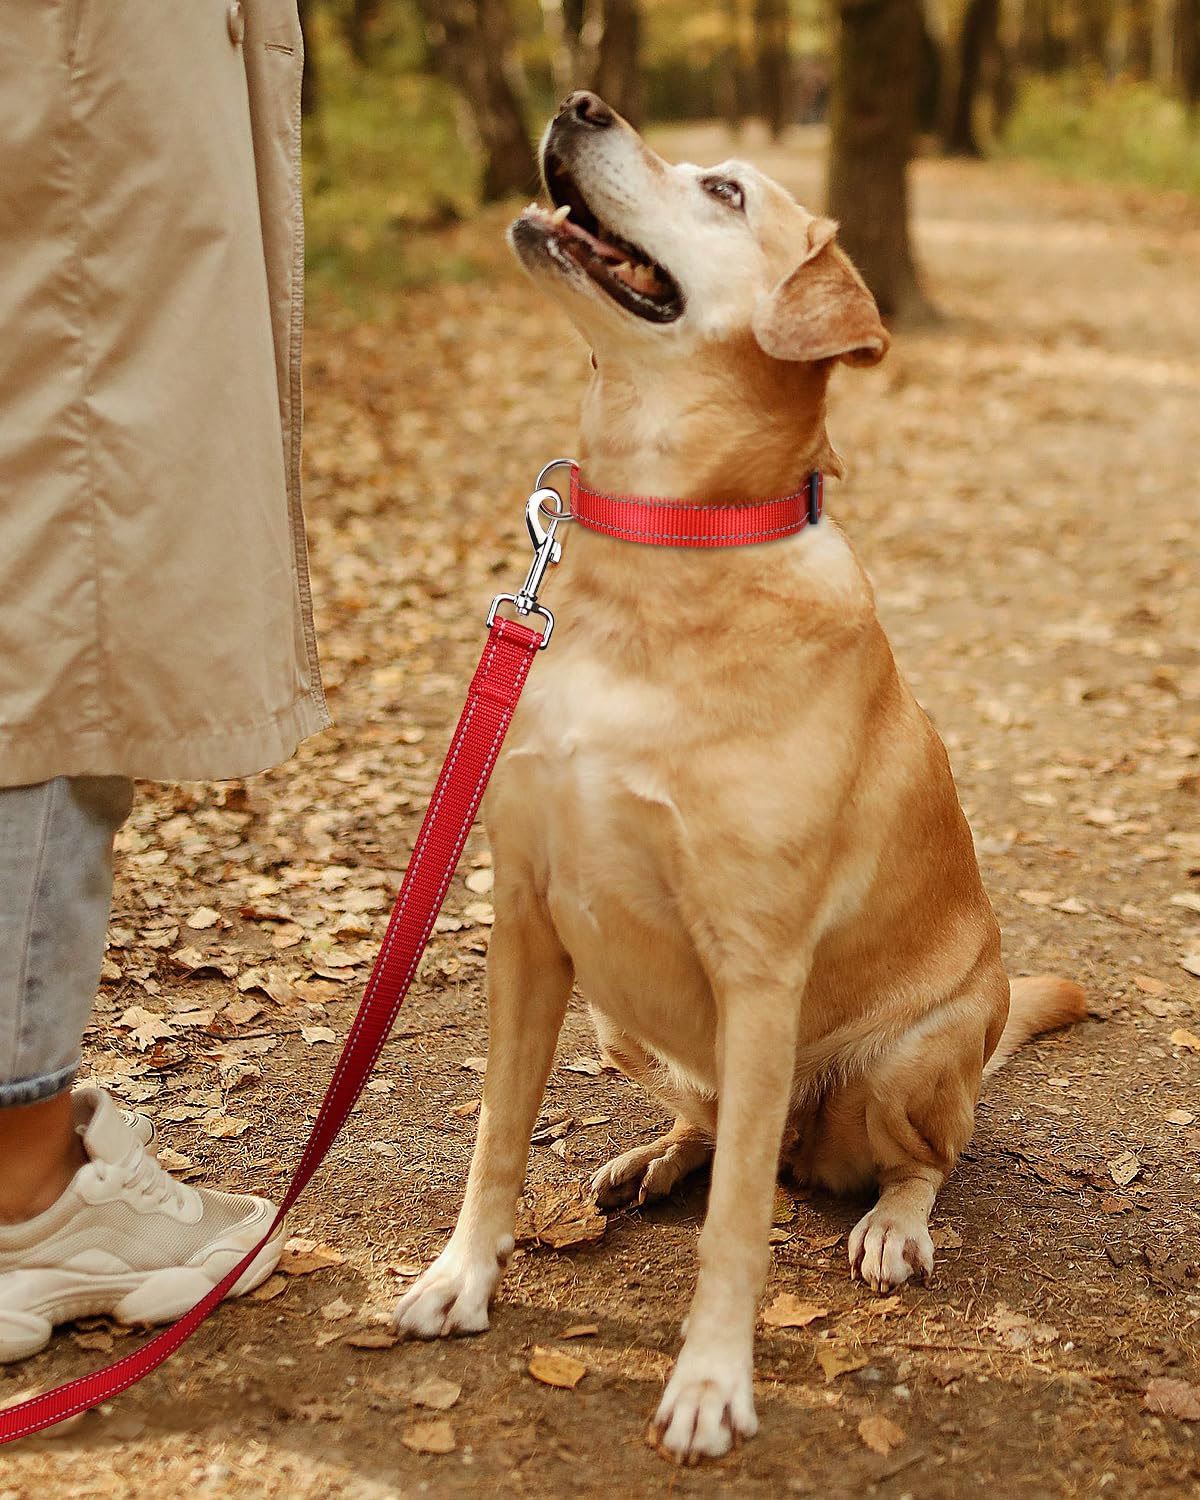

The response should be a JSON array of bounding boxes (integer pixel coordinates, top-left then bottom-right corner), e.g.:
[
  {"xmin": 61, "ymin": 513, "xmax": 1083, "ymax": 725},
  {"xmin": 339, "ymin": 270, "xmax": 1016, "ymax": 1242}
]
[{"xmin": 487, "ymin": 458, "xmax": 576, "ymax": 648}]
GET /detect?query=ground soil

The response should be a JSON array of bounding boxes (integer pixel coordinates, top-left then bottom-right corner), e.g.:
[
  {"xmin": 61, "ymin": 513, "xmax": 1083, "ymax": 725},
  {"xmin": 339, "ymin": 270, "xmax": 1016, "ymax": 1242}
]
[{"xmin": 3, "ymin": 126, "xmax": 1199, "ymax": 1500}]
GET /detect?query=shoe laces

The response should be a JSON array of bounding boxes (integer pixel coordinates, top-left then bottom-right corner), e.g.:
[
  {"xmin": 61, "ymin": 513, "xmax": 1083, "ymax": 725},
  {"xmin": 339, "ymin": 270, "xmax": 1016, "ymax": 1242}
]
[{"xmin": 92, "ymin": 1146, "xmax": 197, "ymax": 1216}]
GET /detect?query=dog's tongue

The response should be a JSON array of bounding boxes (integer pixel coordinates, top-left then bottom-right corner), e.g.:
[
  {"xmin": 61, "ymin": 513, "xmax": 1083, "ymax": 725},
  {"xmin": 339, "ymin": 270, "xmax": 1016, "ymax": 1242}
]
[{"xmin": 561, "ymin": 215, "xmax": 669, "ymax": 297}]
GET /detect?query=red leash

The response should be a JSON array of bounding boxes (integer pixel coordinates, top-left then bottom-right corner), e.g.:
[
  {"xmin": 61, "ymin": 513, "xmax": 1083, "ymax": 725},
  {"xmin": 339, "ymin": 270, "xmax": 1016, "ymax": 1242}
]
[{"xmin": 0, "ymin": 459, "xmax": 822, "ymax": 1443}]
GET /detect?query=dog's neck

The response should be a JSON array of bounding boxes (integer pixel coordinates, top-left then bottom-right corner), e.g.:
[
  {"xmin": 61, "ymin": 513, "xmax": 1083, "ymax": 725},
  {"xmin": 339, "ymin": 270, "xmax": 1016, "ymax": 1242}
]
[{"xmin": 577, "ymin": 336, "xmax": 842, "ymax": 502}]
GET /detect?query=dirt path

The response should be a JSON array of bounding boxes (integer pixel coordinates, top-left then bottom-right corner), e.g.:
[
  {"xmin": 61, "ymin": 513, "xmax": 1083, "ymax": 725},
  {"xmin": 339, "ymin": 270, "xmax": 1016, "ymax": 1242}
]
[{"xmin": 4, "ymin": 127, "xmax": 1199, "ymax": 1499}]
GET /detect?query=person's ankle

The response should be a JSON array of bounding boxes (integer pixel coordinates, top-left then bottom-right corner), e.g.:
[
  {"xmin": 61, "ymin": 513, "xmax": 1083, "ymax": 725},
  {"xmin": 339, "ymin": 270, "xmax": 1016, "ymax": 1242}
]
[{"xmin": 0, "ymin": 1136, "xmax": 86, "ymax": 1225}]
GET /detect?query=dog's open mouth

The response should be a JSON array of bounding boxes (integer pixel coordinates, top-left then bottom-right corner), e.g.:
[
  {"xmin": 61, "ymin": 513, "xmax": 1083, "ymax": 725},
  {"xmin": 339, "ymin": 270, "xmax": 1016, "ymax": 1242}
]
[{"xmin": 524, "ymin": 152, "xmax": 685, "ymax": 324}]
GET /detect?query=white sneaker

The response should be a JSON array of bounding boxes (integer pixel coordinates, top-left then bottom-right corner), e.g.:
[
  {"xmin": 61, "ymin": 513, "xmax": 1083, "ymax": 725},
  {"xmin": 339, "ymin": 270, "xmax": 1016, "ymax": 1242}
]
[
  {"xmin": 119, "ymin": 1108, "xmax": 155, "ymax": 1152},
  {"xmin": 0, "ymin": 1087, "xmax": 283, "ymax": 1362}
]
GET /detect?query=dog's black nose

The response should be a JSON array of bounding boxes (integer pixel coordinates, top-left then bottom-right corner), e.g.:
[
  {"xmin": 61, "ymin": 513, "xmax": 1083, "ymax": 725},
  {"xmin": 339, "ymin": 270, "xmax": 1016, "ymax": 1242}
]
[{"xmin": 559, "ymin": 91, "xmax": 615, "ymax": 129}]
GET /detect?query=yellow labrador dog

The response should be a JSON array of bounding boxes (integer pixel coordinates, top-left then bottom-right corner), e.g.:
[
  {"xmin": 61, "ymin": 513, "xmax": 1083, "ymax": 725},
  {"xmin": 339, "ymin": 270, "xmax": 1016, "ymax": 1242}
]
[{"xmin": 394, "ymin": 92, "xmax": 1085, "ymax": 1461}]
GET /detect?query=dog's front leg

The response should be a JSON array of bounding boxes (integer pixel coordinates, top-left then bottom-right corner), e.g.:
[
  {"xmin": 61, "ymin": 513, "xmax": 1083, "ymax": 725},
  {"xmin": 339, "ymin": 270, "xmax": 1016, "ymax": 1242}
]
[
  {"xmin": 393, "ymin": 887, "xmax": 572, "ymax": 1339},
  {"xmin": 653, "ymin": 986, "xmax": 801, "ymax": 1462}
]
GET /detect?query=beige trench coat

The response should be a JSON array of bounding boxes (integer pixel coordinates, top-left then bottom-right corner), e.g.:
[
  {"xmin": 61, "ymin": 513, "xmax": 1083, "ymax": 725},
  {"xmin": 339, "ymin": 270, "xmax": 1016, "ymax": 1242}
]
[{"xmin": 0, "ymin": 0, "xmax": 328, "ymax": 785}]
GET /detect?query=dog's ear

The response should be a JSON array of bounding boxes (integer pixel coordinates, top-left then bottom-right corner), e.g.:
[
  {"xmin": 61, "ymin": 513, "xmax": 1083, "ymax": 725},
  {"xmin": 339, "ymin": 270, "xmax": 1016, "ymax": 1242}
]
[{"xmin": 752, "ymin": 217, "xmax": 889, "ymax": 368}]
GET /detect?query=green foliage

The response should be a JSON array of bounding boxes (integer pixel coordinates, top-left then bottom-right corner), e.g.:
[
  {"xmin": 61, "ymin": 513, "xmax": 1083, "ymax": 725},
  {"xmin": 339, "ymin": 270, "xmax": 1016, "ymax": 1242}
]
[
  {"xmin": 302, "ymin": 15, "xmax": 482, "ymax": 316},
  {"xmin": 1002, "ymin": 74, "xmax": 1200, "ymax": 196}
]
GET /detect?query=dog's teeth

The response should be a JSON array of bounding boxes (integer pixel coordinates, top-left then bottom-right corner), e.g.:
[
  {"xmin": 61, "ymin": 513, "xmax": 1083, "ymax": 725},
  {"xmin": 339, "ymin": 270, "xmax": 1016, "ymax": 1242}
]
[{"xmin": 550, "ymin": 204, "xmax": 571, "ymax": 224}]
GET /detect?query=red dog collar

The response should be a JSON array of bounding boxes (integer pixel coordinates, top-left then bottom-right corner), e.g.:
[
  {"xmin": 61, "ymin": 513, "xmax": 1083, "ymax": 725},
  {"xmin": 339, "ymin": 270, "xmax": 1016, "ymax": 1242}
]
[{"xmin": 568, "ymin": 467, "xmax": 822, "ymax": 548}]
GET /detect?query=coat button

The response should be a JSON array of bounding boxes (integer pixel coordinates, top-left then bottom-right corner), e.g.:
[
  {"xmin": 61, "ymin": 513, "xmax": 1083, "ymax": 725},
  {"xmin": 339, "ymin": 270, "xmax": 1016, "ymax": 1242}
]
[{"xmin": 227, "ymin": 2, "xmax": 245, "ymax": 44}]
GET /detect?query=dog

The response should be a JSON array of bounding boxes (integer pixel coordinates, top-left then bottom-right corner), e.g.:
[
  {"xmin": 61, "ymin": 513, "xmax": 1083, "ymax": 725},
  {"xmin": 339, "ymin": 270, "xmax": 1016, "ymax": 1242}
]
[{"xmin": 394, "ymin": 92, "xmax": 1086, "ymax": 1462}]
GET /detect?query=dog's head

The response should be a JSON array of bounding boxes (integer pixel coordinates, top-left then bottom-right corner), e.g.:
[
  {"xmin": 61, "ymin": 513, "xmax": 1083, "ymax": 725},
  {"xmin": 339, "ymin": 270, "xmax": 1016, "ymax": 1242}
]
[{"xmin": 509, "ymin": 93, "xmax": 889, "ymax": 372}]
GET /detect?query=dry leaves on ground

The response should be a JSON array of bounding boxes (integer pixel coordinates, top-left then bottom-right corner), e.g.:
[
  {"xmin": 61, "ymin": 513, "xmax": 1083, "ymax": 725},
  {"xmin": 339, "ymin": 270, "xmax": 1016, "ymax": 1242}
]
[
  {"xmin": 858, "ymin": 1415, "xmax": 907, "ymax": 1456},
  {"xmin": 528, "ymin": 1349, "xmax": 588, "ymax": 1390},
  {"xmin": 762, "ymin": 1294, "xmax": 829, "ymax": 1330},
  {"xmin": 402, "ymin": 1419, "xmax": 457, "ymax": 1454},
  {"xmin": 1143, "ymin": 1378, "xmax": 1200, "ymax": 1421}
]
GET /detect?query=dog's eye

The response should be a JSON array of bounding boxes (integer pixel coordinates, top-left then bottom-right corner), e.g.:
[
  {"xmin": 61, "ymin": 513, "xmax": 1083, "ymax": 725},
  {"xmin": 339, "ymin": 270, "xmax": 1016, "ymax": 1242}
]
[{"xmin": 701, "ymin": 177, "xmax": 745, "ymax": 212}]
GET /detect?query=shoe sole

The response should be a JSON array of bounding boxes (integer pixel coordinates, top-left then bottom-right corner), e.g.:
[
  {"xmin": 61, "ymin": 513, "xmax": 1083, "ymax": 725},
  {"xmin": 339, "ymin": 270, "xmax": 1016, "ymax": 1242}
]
[{"xmin": 0, "ymin": 1225, "xmax": 284, "ymax": 1363}]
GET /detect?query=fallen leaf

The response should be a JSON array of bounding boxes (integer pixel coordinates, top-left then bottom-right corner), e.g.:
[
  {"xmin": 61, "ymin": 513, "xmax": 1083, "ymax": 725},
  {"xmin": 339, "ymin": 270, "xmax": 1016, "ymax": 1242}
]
[
  {"xmin": 280, "ymin": 1238, "xmax": 346, "ymax": 1275},
  {"xmin": 1178, "ymin": 958, "xmax": 1200, "ymax": 982},
  {"xmin": 515, "ymin": 1184, "xmax": 608, "ymax": 1251},
  {"xmin": 1143, "ymin": 1377, "xmax": 1200, "ymax": 1421},
  {"xmin": 464, "ymin": 867, "xmax": 494, "ymax": 894},
  {"xmin": 1108, "ymin": 1150, "xmax": 1141, "ymax": 1187},
  {"xmin": 559, "ymin": 1323, "xmax": 599, "ymax": 1339},
  {"xmin": 858, "ymin": 1414, "xmax": 907, "ymax": 1455},
  {"xmin": 402, "ymin": 1419, "xmax": 457, "ymax": 1454},
  {"xmin": 301, "ymin": 1025, "xmax": 337, "ymax": 1046},
  {"xmin": 528, "ymin": 1348, "xmax": 587, "ymax": 1389},
  {"xmin": 344, "ymin": 1327, "xmax": 398, "ymax": 1350},
  {"xmin": 169, "ymin": 946, "xmax": 238, "ymax": 979},
  {"xmin": 1164, "ymin": 1108, "xmax": 1196, "ymax": 1126},
  {"xmin": 186, "ymin": 906, "xmax": 220, "ymax": 930},
  {"xmin": 1170, "ymin": 1027, "xmax": 1200, "ymax": 1051},
  {"xmin": 72, "ymin": 1330, "xmax": 114, "ymax": 1354},
  {"xmin": 762, "ymin": 1293, "xmax": 828, "ymax": 1329},
  {"xmin": 410, "ymin": 1375, "xmax": 461, "ymax": 1410},
  {"xmin": 248, "ymin": 1275, "xmax": 289, "ymax": 1302},
  {"xmin": 771, "ymin": 1185, "xmax": 797, "ymax": 1225},
  {"xmin": 1132, "ymin": 974, "xmax": 1167, "ymax": 995},
  {"xmin": 462, "ymin": 900, "xmax": 495, "ymax": 926},
  {"xmin": 221, "ymin": 997, "xmax": 263, "ymax": 1028},
  {"xmin": 930, "ymin": 1225, "xmax": 963, "ymax": 1250},
  {"xmin": 460, "ymin": 1056, "xmax": 487, "ymax": 1074},
  {"xmin": 118, "ymin": 1005, "xmax": 176, "ymax": 1051},
  {"xmin": 861, "ymin": 1294, "xmax": 907, "ymax": 1318},
  {"xmin": 1052, "ymin": 896, "xmax": 1088, "ymax": 915},
  {"xmin": 203, "ymin": 1115, "xmax": 250, "ymax": 1139},
  {"xmin": 319, "ymin": 1296, "xmax": 354, "ymax": 1322},
  {"xmin": 1169, "ymin": 893, "xmax": 1200, "ymax": 915},
  {"xmin": 561, "ymin": 1056, "xmax": 603, "ymax": 1076},
  {"xmin": 1017, "ymin": 889, "xmax": 1054, "ymax": 907},
  {"xmin": 816, "ymin": 1345, "xmax": 869, "ymax": 1381}
]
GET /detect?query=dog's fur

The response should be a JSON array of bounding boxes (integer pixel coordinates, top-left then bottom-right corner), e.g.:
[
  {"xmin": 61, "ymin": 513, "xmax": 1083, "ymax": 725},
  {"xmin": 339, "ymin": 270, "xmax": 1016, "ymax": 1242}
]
[{"xmin": 394, "ymin": 94, "xmax": 1086, "ymax": 1462}]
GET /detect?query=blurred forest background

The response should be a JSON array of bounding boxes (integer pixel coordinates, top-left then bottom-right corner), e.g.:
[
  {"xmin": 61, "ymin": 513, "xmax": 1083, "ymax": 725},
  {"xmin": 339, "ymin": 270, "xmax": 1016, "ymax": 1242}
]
[{"xmin": 297, "ymin": 0, "xmax": 1200, "ymax": 321}]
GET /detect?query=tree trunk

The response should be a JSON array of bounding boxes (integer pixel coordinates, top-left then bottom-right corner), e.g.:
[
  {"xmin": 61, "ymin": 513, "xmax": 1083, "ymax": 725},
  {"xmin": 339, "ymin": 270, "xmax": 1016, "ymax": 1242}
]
[
  {"xmin": 1124, "ymin": 0, "xmax": 1154, "ymax": 74},
  {"xmin": 345, "ymin": 0, "xmax": 382, "ymax": 64},
  {"xmin": 827, "ymin": 0, "xmax": 933, "ymax": 322},
  {"xmin": 297, "ymin": 0, "xmax": 318, "ymax": 118},
  {"xmin": 417, "ymin": 0, "xmax": 538, "ymax": 202},
  {"xmin": 718, "ymin": 0, "xmax": 747, "ymax": 134},
  {"xmin": 540, "ymin": 0, "xmax": 589, "ymax": 96},
  {"xmin": 1075, "ymin": 0, "xmax": 1111, "ymax": 65},
  {"xmin": 1179, "ymin": 0, "xmax": 1200, "ymax": 104},
  {"xmin": 1018, "ymin": 0, "xmax": 1060, "ymax": 69},
  {"xmin": 943, "ymin": 0, "xmax": 1000, "ymax": 155},
  {"xmin": 590, "ymin": 0, "xmax": 643, "ymax": 125},
  {"xmin": 755, "ymin": 0, "xmax": 791, "ymax": 138},
  {"xmin": 1152, "ymin": 0, "xmax": 1177, "ymax": 84}
]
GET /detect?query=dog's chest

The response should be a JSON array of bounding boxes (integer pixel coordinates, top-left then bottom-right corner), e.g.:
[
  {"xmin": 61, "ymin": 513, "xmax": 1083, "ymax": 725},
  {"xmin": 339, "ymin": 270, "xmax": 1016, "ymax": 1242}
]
[{"xmin": 487, "ymin": 649, "xmax": 715, "ymax": 1036}]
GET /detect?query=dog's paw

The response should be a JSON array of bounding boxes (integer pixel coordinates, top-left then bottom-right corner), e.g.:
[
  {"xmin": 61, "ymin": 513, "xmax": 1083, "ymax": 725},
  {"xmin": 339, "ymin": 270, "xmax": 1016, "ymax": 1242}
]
[
  {"xmin": 651, "ymin": 1350, "xmax": 757, "ymax": 1463},
  {"xmin": 848, "ymin": 1205, "xmax": 934, "ymax": 1293},
  {"xmin": 591, "ymin": 1135, "xmax": 710, "ymax": 1211},
  {"xmin": 392, "ymin": 1236, "xmax": 511, "ymax": 1339}
]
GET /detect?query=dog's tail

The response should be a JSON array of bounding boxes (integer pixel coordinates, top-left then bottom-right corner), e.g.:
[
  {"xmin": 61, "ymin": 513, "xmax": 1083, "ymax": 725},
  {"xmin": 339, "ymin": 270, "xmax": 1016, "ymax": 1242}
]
[{"xmin": 982, "ymin": 975, "xmax": 1088, "ymax": 1081}]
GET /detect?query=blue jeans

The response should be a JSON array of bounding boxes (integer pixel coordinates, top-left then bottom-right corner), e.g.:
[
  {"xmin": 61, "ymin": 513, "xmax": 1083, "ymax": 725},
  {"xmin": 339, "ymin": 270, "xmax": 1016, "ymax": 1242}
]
[{"xmin": 0, "ymin": 778, "xmax": 133, "ymax": 1108}]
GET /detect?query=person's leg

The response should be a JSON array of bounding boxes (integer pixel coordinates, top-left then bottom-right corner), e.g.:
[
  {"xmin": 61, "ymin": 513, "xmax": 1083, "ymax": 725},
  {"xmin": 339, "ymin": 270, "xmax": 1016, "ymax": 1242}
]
[
  {"xmin": 0, "ymin": 776, "xmax": 132, "ymax": 1223},
  {"xmin": 0, "ymin": 776, "xmax": 284, "ymax": 1362}
]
